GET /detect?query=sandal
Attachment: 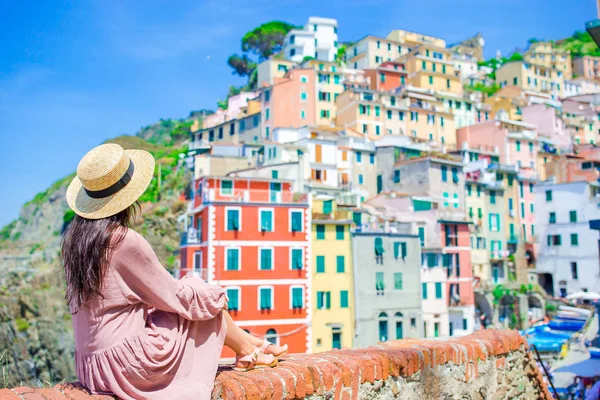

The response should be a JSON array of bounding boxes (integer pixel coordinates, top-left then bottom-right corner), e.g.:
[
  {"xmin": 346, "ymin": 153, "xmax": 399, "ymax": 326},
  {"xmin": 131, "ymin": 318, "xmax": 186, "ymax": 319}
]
[
  {"xmin": 260, "ymin": 340, "xmax": 288, "ymax": 358},
  {"xmin": 233, "ymin": 348, "xmax": 259, "ymax": 372}
]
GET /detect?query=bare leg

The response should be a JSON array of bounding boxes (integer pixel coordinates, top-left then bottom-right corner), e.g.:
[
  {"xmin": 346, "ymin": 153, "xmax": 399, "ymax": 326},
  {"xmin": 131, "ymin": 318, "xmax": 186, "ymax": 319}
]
[
  {"xmin": 242, "ymin": 330, "xmax": 287, "ymax": 355},
  {"xmin": 223, "ymin": 311, "xmax": 275, "ymax": 368}
]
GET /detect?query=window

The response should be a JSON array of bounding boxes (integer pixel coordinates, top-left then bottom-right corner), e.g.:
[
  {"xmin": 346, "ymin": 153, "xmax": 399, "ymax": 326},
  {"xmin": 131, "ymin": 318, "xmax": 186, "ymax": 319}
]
[
  {"xmin": 259, "ymin": 209, "xmax": 274, "ymax": 232},
  {"xmin": 571, "ymin": 262, "xmax": 578, "ymax": 279},
  {"xmin": 549, "ymin": 212, "xmax": 556, "ymax": 224},
  {"xmin": 451, "ymin": 167, "xmax": 459, "ymax": 183},
  {"xmin": 395, "ymin": 319, "xmax": 403, "ymax": 340},
  {"xmin": 477, "ymin": 185, "xmax": 481, "ymax": 197},
  {"xmin": 378, "ymin": 312, "xmax": 388, "ymax": 342},
  {"xmin": 547, "ymin": 234, "xmax": 562, "ymax": 246},
  {"xmin": 316, "ymin": 224, "xmax": 325, "ymax": 239},
  {"xmin": 316, "ymin": 255, "xmax": 325, "ymax": 273},
  {"xmin": 259, "ymin": 287, "xmax": 273, "ymax": 310},
  {"xmin": 271, "ymin": 170, "xmax": 278, "ymax": 179},
  {"xmin": 226, "ymin": 287, "xmax": 240, "ymax": 311},
  {"xmin": 259, "ymin": 248, "xmax": 273, "ymax": 270},
  {"xmin": 336, "ymin": 225, "xmax": 345, "ymax": 240},
  {"xmin": 300, "ymin": 75, "xmax": 308, "ymax": 83},
  {"xmin": 370, "ymin": 154, "xmax": 375, "ymax": 164},
  {"xmin": 340, "ymin": 290, "xmax": 349, "ymax": 308},
  {"xmin": 489, "ymin": 213, "xmax": 500, "ymax": 232},
  {"xmin": 291, "ymin": 211, "xmax": 303, "ymax": 232},
  {"xmin": 221, "ymin": 180, "xmax": 233, "ymax": 195},
  {"xmin": 226, "ymin": 248, "xmax": 240, "ymax": 271},
  {"xmin": 446, "ymin": 79, "xmax": 451, "ymax": 88},
  {"xmin": 356, "ymin": 152, "xmax": 362, "ymax": 163},
  {"xmin": 422, "ymin": 283, "xmax": 428, "ymax": 299},
  {"xmin": 291, "ymin": 248, "xmax": 303, "ymax": 270},
  {"xmin": 515, "ymin": 141, "xmax": 521, "ymax": 152},
  {"xmin": 571, "ymin": 233, "xmax": 579, "ymax": 246},
  {"xmin": 336, "ymin": 255, "xmax": 345, "ymax": 273},
  {"xmin": 441, "ymin": 166, "xmax": 448, "ymax": 182},
  {"xmin": 521, "ymin": 203, "xmax": 525, "ymax": 218},
  {"xmin": 490, "ymin": 191, "xmax": 496, "ymax": 204},
  {"xmin": 435, "ymin": 282, "xmax": 443, "ymax": 299},
  {"xmin": 316, "ymin": 291, "xmax": 331, "ymax": 309},
  {"xmin": 570, "ymin": 210, "xmax": 577, "ymax": 223},
  {"xmin": 422, "ymin": 60, "xmax": 427, "ymax": 70},
  {"xmin": 393, "ymin": 170, "xmax": 400, "ymax": 183},
  {"xmin": 418, "ymin": 227, "xmax": 425, "ymax": 247},
  {"xmin": 226, "ymin": 208, "xmax": 240, "ymax": 231},
  {"xmin": 375, "ymin": 272, "xmax": 385, "ymax": 291},
  {"xmin": 429, "ymin": 76, "xmax": 434, "ymax": 85},
  {"xmin": 387, "ymin": 109, "xmax": 392, "ymax": 120},
  {"xmin": 546, "ymin": 190, "xmax": 552, "ymax": 202},
  {"xmin": 358, "ymin": 174, "xmax": 364, "ymax": 184},
  {"xmin": 300, "ymin": 92, "xmax": 308, "ymax": 101},
  {"xmin": 399, "ymin": 111, "xmax": 404, "ymax": 121},
  {"xmin": 291, "ymin": 287, "xmax": 304, "ymax": 309},
  {"xmin": 394, "ymin": 242, "xmax": 407, "ymax": 259}
]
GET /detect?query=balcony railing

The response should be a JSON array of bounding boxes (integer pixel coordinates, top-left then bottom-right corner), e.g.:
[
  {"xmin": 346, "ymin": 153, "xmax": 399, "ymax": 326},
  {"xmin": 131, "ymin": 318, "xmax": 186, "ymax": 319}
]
[
  {"xmin": 312, "ymin": 210, "xmax": 353, "ymax": 221},
  {"xmin": 200, "ymin": 189, "xmax": 309, "ymax": 205},
  {"xmin": 181, "ymin": 229, "xmax": 201, "ymax": 245},
  {"xmin": 507, "ymin": 234, "xmax": 519, "ymax": 244}
]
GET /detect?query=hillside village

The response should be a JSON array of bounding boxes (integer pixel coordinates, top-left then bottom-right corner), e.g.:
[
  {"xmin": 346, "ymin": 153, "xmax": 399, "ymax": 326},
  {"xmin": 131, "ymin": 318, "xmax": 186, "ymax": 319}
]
[
  {"xmin": 177, "ymin": 17, "xmax": 600, "ymax": 354},
  {"xmin": 2, "ymin": 15, "xmax": 600, "ymax": 387}
]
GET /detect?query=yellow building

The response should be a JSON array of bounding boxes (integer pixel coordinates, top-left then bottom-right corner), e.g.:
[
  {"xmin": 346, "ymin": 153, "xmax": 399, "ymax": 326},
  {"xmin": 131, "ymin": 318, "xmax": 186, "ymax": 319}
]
[
  {"xmin": 465, "ymin": 181, "xmax": 490, "ymax": 280},
  {"xmin": 256, "ymin": 58, "xmax": 297, "ymax": 88},
  {"xmin": 346, "ymin": 35, "xmax": 412, "ymax": 70},
  {"xmin": 311, "ymin": 198, "xmax": 355, "ymax": 352},
  {"xmin": 524, "ymin": 42, "xmax": 572, "ymax": 79},
  {"xmin": 484, "ymin": 86, "xmax": 527, "ymax": 121},
  {"xmin": 495, "ymin": 61, "xmax": 565, "ymax": 98},
  {"xmin": 302, "ymin": 59, "xmax": 346, "ymax": 126},
  {"xmin": 404, "ymin": 88, "xmax": 457, "ymax": 147},
  {"xmin": 399, "ymin": 45, "xmax": 463, "ymax": 95},
  {"xmin": 386, "ymin": 29, "xmax": 446, "ymax": 48},
  {"xmin": 335, "ymin": 88, "xmax": 408, "ymax": 139}
]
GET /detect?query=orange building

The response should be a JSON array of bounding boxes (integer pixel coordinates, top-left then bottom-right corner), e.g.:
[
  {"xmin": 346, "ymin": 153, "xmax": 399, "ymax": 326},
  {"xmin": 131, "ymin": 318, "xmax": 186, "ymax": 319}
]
[
  {"xmin": 179, "ymin": 176, "xmax": 311, "ymax": 356},
  {"xmin": 364, "ymin": 61, "xmax": 408, "ymax": 91}
]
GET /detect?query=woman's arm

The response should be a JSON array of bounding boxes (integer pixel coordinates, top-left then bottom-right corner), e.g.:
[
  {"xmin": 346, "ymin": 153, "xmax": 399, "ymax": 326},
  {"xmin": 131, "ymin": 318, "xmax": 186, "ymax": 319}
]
[{"xmin": 114, "ymin": 230, "xmax": 226, "ymax": 321}]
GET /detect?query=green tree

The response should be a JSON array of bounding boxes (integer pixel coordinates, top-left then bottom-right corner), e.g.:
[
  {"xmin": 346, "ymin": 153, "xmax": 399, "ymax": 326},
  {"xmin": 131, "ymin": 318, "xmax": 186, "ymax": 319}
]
[
  {"xmin": 227, "ymin": 54, "xmax": 257, "ymax": 78},
  {"xmin": 508, "ymin": 52, "xmax": 523, "ymax": 61},
  {"xmin": 241, "ymin": 21, "xmax": 299, "ymax": 61}
]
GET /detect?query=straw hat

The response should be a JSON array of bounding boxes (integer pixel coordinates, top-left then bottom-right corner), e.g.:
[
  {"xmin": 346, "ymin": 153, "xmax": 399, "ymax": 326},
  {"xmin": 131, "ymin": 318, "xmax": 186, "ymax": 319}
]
[{"xmin": 66, "ymin": 143, "xmax": 155, "ymax": 219}]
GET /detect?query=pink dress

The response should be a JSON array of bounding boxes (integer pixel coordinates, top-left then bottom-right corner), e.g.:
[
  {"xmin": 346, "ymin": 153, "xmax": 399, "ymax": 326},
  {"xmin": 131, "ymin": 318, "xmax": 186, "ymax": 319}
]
[{"xmin": 71, "ymin": 229, "xmax": 227, "ymax": 400}]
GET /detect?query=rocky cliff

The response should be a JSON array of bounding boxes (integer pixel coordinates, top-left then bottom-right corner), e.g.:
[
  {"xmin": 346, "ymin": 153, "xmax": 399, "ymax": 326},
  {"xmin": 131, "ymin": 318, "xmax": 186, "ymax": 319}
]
[{"xmin": 0, "ymin": 119, "xmax": 193, "ymax": 387}]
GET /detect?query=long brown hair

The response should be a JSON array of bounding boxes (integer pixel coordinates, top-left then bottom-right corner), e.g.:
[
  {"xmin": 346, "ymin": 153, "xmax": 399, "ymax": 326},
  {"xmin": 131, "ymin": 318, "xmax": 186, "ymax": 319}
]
[{"xmin": 61, "ymin": 203, "xmax": 139, "ymax": 311}]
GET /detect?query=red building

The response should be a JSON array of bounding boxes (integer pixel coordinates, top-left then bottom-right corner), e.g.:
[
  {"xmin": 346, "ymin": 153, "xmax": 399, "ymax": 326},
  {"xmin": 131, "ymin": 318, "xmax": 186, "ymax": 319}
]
[
  {"xmin": 179, "ymin": 176, "xmax": 311, "ymax": 356},
  {"xmin": 365, "ymin": 61, "xmax": 408, "ymax": 92}
]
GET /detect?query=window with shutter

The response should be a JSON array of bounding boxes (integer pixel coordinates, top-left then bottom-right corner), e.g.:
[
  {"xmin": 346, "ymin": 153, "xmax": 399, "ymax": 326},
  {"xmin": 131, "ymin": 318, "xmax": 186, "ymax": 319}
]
[
  {"xmin": 226, "ymin": 288, "xmax": 240, "ymax": 311},
  {"xmin": 291, "ymin": 211, "xmax": 303, "ymax": 232},
  {"xmin": 291, "ymin": 287, "xmax": 303, "ymax": 309},
  {"xmin": 226, "ymin": 209, "xmax": 240, "ymax": 231},
  {"xmin": 375, "ymin": 272, "xmax": 385, "ymax": 291},
  {"xmin": 340, "ymin": 290, "xmax": 349, "ymax": 308},
  {"xmin": 422, "ymin": 283, "xmax": 428, "ymax": 299},
  {"xmin": 260, "ymin": 288, "xmax": 272, "ymax": 310},
  {"xmin": 260, "ymin": 209, "xmax": 273, "ymax": 232},
  {"xmin": 291, "ymin": 249, "xmax": 303, "ymax": 270},
  {"xmin": 260, "ymin": 248, "xmax": 273, "ymax": 270},
  {"xmin": 394, "ymin": 272, "xmax": 403, "ymax": 290},
  {"xmin": 316, "ymin": 256, "xmax": 325, "ymax": 273},
  {"xmin": 323, "ymin": 200, "xmax": 333, "ymax": 214},
  {"xmin": 226, "ymin": 248, "xmax": 239, "ymax": 271},
  {"xmin": 336, "ymin": 225, "xmax": 345, "ymax": 240},
  {"xmin": 336, "ymin": 256, "xmax": 345, "ymax": 273},
  {"xmin": 316, "ymin": 224, "xmax": 325, "ymax": 239},
  {"xmin": 435, "ymin": 282, "xmax": 442, "ymax": 299},
  {"xmin": 374, "ymin": 237, "xmax": 385, "ymax": 256}
]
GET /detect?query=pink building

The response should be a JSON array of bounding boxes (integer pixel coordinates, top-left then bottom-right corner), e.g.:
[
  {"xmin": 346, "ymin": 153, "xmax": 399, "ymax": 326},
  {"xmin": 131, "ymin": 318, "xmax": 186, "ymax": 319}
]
[
  {"xmin": 261, "ymin": 68, "xmax": 317, "ymax": 140},
  {"xmin": 203, "ymin": 92, "xmax": 259, "ymax": 129},
  {"xmin": 457, "ymin": 119, "xmax": 538, "ymax": 175},
  {"xmin": 521, "ymin": 104, "xmax": 572, "ymax": 152}
]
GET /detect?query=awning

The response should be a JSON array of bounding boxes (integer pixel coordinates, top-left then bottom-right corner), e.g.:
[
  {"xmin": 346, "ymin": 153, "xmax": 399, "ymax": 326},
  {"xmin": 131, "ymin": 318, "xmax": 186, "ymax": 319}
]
[{"xmin": 554, "ymin": 356, "xmax": 600, "ymax": 378}]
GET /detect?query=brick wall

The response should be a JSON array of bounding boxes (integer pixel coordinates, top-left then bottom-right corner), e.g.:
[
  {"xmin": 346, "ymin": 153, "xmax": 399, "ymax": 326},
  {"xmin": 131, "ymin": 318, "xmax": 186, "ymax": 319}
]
[{"xmin": 0, "ymin": 330, "xmax": 551, "ymax": 400}]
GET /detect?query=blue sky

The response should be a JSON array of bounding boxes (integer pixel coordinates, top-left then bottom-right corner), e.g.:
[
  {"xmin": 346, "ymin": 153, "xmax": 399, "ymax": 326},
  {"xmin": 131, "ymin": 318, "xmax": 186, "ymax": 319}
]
[{"xmin": 0, "ymin": 0, "xmax": 595, "ymax": 227}]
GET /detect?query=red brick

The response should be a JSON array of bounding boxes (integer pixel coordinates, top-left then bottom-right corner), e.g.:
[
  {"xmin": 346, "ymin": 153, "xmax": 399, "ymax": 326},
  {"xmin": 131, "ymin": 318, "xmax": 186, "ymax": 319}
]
[
  {"xmin": 13, "ymin": 386, "xmax": 36, "ymax": 395},
  {"xmin": 21, "ymin": 393, "xmax": 47, "ymax": 400},
  {"xmin": 33, "ymin": 388, "xmax": 67, "ymax": 400},
  {"xmin": 0, "ymin": 389, "xmax": 20, "ymax": 400}
]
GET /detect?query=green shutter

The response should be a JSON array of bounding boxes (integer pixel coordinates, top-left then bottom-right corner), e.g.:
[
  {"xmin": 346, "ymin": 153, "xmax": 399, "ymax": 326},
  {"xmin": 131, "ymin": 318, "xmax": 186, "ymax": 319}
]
[
  {"xmin": 375, "ymin": 272, "xmax": 385, "ymax": 291},
  {"xmin": 227, "ymin": 248, "xmax": 239, "ymax": 270},
  {"xmin": 375, "ymin": 237, "xmax": 385, "ymax": 255},
  {"xmin": 418, "ymin": 227, "xmax": 425, "ymax": 246},
  {"xmin": 291, "ymin": 211, "xmax": 303, "ymax": 232},
  {"xmin": 442, "ymin": 254, "xmax": 452, "ymax": 267},
  {"xmin": 317, "ymin": 292, "xmax": 324, "ymax": 309},
  {"xmin": 316, "ymin": 224, "xmax": 326, "ymax": 239},
  {"xmin": 396, "ymin": 321, "xmax": 403, "ymax": 339},
  {"xmin": 292, "ymin": 287, "xmax": 303, "ymax": 308},
  {"xmin": 260, "ymin": 249, "xmax": 272, "ymax": 270},
  {"xmin": 260, "ymin": 288, "xmax": 271, "ymax": 309},
  {"xmin": 292, "ymin": 249, "xmax": 303, "ymax": 270},
  {"xmin": 336, "ymin": 225, "xmax": 345, "ymax": 240},
  {"xmin": 325, "ymin": 292, "xmax": 331, "ymax": 309},
  {"xmin": 340, "ymin": 290, "xmax": 349, "ymax": 308},
  {"xmin": 571, "ymin": 233, "xmax": 579, "ymax": 246},
  {"xmin": 353, "ymin": 212, "xmax": 362, "ymax": 227},
  {"xmin": 227, "ymin": 209, "xmax": 239, "ymax": 231},
  {"xmin": 422, "ymin": 283, "xmax": 428, "ymax": 299},
  {"xmin": 547, "ymin": 235, "xmax": 552, "ymax": 246},
  {"xmin": 227, "ymin": 288, "xmax": 239, "ymax": 310},
  {"xmin": 323, "ymin": 200, "xmax": 333, "ymax": 214},
  {"xmin": 427, "ymin": 253, "xmax": 437, "ymax": 267},
  {"xmin": 336, "ymin": 255, "xmax": 345, "ymax": 273},
  {"xmin": 546, "ymin": 190, "xmax": 552, "ymax": 201},
  {"xmin": 435, "ymin": 282, "xmax": 442, "ymax": 299},
  {"xmin": 221, "ymin": 180, "xmax": 233, "ymax": 195},
  {"xmin": 413, "ymin": 200, "xmax": 432, "ymax": 211},
  {"xmin": 260, "ymin": 210, "xmax": 273, "ymax": 231},
  {"xmin": 394, "ymin": 272, "xmax": 403, "ymax": 290},
  {"xmin": 570, "ymin": 210, "xmax": 577, "ymax": 222},
  {"xmin": 556, "ymin": 235, "xmax": 562, "ymax": 246},
  {"xmin": 316, "ymin": 256, "xmax": 325, "ymax": 273}
]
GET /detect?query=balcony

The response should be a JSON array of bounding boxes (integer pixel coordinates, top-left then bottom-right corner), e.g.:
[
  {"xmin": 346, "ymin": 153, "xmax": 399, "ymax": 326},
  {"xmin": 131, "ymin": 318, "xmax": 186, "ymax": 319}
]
[
  {"xmin": 200, "ymin": 189, "xmax": 309, "ymax": 205},
  {"xmin": 490, "ymin": 250, "xmax": 509, "ymax": 260},
  {"xmin": 181, "ymin": 229, "xmax": 201, "ymax": 245},
  {"xmin": 507, "ymin": 234, "xmax": 519, "ymax": 245},
  {"xmin": 312, "ymin": 209, "xmax": 353, "ymax": 222}
]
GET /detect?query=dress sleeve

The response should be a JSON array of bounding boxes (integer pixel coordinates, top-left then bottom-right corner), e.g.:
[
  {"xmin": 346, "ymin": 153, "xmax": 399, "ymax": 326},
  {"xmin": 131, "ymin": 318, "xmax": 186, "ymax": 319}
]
[{"xmin": 113, "ymin": 230, "xmax": 226, "ymax": 321}]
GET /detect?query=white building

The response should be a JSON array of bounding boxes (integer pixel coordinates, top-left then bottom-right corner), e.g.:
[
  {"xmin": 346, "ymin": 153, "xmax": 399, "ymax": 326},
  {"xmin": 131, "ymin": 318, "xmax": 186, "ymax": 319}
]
[
  {"xmin": 535, "ymin": 181, "xmax": 600, "ymax": 297},
  {"xmin": 452, "ymin": 53, "xmax": 479, "ymax": 79},
  {"xmin": 283, "ymin": 17, "xmax": 338, "ymax": 63}
]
